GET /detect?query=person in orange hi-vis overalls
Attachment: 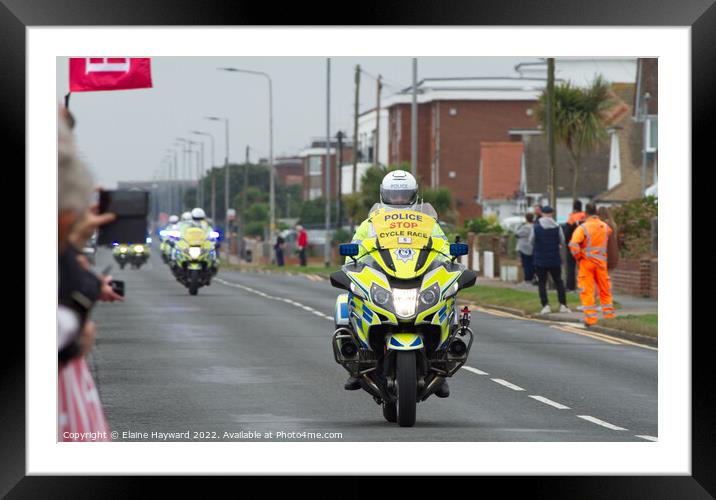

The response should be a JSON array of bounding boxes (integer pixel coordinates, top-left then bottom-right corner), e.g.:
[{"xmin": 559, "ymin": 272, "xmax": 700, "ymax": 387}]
[{"xmin": 568, "ymin": 203, "xmax": 615, "ymax": 326}]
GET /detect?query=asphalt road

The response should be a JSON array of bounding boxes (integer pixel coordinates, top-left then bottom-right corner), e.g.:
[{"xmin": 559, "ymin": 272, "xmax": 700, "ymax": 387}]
[{"xmin": 90, "ymin": 247, "xmax": 657, "ymax": 442}]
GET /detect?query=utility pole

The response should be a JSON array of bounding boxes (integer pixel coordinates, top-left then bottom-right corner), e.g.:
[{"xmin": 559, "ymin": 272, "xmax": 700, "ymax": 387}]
[
  {"xmin": 336, "ymin": 130, "xmax": 344, "ymax": 230},
  {"xmin": 411, "ymin": 58, "xmax": 418, "ymax": 177},
  {"xmin": 375, "ymin": 75, "xmax": 382, "ymax": 168},
  {"xmin": 324, "ymin": 57, "xmax": 332, "ymax": 267},
  {"xmin": 547, "ymin": 57, "xmax": 557, "ymax": 212},
  {"xmin": 352, "ymin": 65, "xmax": 361, "ymax": 196}
]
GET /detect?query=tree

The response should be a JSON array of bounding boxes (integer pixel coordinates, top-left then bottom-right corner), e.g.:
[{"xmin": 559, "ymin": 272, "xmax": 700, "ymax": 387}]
[{"xmin": 536, "ymin": 75, "xmax": 614, "ymax": 202}]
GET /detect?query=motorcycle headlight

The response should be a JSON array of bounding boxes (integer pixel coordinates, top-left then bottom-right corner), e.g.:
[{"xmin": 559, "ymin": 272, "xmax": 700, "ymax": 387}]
[
  {"xmin": 188, "ymin": 246, "xmax": 202, "ymax": 259},
  {"xmin": 419, "ymin": 283, "xmax": 441, "ymax": 307},
  {"xmin": 133, "ymin": 245, "xmax": 144, "ymax": 253},
  {"xmin": 119, "ymin": 247, "xmax": 127, "ymax": 253},
  {"xmin": 370, "ymin": 283, "xmax": 392, "ymax": 308},
  {"xmin": 392, "ymin": 288, "xmax": 418, "ymax": 319}
]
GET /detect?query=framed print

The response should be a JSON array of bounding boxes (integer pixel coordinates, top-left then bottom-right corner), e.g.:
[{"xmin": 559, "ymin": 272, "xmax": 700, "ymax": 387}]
[{"xmin": 4, "ymin": 0, "xmax": 709, "ymax": 495}]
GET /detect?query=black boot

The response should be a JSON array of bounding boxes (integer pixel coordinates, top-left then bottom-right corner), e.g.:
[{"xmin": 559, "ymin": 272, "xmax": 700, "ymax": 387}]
[
  {"xmin": 435, "ymin": 380, "xmax": 450, "ymax": 398},
  {"xmin": 344, "ymin": 376, "xmax": 361, "ymax": 391}
]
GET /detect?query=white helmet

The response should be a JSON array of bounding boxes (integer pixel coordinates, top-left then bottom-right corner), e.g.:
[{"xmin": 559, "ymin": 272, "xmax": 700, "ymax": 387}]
[
  {"xmin": 181, "ymin": 211, "xmax": 192, "ymax": 221},
  {"xmin": 380, "ymin": 170, "xmax": 418, "ymax": 206},
  {"xmin": 168, "ymin": 215, "xmax": 179, "ymax": 224},
  {"xmin": 191, "ymin": 207, "xmax": 206, "ymax": 221}
]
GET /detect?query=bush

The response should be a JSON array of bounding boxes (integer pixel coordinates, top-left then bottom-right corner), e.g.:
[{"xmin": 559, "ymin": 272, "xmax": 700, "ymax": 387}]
[
  {"xmin": 611, "ymin": 196, "xmax": 658, "ymax": 258},
  {"xmin": 332, "ymin": 227, "xmax": 351, "ymax": 244},
  {"xmin": 464, "ymin": 215, "xmax": 505, "ymax": 235}
]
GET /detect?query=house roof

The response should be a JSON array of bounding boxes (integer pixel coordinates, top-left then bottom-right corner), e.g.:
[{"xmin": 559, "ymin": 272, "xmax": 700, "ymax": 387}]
[{"xmin": 480, "ymin": 142, "xmax": 524, "ymax": 201}]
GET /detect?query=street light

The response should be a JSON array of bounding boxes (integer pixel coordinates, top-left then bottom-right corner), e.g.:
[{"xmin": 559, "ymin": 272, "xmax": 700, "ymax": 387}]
[
  {"xmin": 218, "ymin": 67, "xmax": 275, "ymax": 242},
  {"xmin": 175, "ymin": 138, "xmax": 189, "ymax": 212}
]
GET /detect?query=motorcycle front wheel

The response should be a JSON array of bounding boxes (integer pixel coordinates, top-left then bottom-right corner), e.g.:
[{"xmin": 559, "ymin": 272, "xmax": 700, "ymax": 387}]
[
  {"xmin": 188, "ymin": 269, "xmax": 199, "ymax": 295},
  {"xmin": 396, "ymin": 350, "xmax": 417, "ymax": 427}
]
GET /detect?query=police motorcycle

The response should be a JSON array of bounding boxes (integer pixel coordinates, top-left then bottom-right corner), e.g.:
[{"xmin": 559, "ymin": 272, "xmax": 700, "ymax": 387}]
[
  {"xmin": 159, "ymin": 219, "xmax": 179, "ymax": 265},
  {"xmin": 330, "ymin": 206, "xmax": 477, "ymax": 427},
  {"xmin": 172, "ymin": 224, "xmax": 219, "ymax": 295}
]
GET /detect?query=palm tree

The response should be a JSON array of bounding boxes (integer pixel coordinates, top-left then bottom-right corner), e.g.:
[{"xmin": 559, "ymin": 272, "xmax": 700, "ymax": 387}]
[{"xmin": 536, "ymin": 75, "xmax": 614, "ymax": 202}]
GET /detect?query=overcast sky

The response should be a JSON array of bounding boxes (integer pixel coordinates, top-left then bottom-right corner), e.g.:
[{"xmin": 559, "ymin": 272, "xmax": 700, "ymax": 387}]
[{"xmin": 56, "ymin": 56, "xmax": 540, "ymax": 188}]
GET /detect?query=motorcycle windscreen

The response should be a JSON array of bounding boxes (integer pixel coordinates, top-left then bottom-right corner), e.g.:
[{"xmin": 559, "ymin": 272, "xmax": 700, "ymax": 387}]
[
  {"xmin": 370, "ymin": 208, "xmax": 436, "ymax": 249},
  {"xmin": 368, "ymin": 208, "xmax": 438, "ymax": 278},
  {"xmin": 183, "ymin": 227, "xmax": 207, "ymax": 246}
]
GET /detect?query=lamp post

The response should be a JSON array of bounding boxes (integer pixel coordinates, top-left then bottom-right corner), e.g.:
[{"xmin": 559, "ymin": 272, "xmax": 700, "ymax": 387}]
[
  {"xmin": 218, "ymin": 67, "xmax": 275, "ymax": 242},
  {"xmin": 175, "ymin": 138, "xmax": 189, "ymax": 212},
  {"xmin": 191, "ymin": 130, "xmax": 216, "ymax": 220}
]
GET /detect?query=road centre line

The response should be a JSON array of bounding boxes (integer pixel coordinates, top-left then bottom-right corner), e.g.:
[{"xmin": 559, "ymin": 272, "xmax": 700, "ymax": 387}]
[
  {"xmin": 491, "ymin": 378, "xmax": 525, "ymax": 391},
  {"xmin": 528, "ymin": 395, "xmax": 570, "ymax": 410},
  {"xmin": 577, "ymin": 415, "xmax": 627, "ymax": 431},
  {"xmin": 215, "ymin": 277, "xmax": 333, "ymax": 321},
  {"xmin": 462, "ymin": 366, "xmax": 489, "ymax": 376}
]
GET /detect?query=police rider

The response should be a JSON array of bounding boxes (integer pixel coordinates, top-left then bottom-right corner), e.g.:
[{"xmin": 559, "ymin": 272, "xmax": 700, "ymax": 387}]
[{"xmin": 343, "ymin": 170, "xmax": 451, "ymax": 398}]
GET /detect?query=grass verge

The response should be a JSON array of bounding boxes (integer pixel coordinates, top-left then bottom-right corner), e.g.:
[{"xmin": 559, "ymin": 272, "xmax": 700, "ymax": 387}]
[
  {"xmin": 459, "ymin": 286, "xmax": 582, "ymax": 315},
  {"xmin": 600, "ymin": 314, "xmax": 658, "ymax": 338}
]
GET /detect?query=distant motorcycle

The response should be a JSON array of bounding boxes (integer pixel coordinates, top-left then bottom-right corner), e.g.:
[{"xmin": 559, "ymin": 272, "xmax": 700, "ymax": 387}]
[
  {"xmin": 330, "ymin": 206, "xmax": 477, "ymax": 427},
  {"xmin": 172, "ymin": 226, "xmax": 218, "ymax": 295},
  {"xmin": 112, "ymin": 240, "xmax": 150, "ymax": 270}
]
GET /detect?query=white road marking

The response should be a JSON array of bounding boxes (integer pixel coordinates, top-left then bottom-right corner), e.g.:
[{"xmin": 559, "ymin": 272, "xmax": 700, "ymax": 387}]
[
  {"xmin": 491, "ymin": 378, "xmax": 525, "ymax": 391},
  {"xmin": 462, "ymin": 366, "xmax": 489, "ymax": 376},
  {"xmin": 529, "ymin": 395, "xmax": 570, "ymax": 410},
  {"xmin": 577, "ymin": 415, "xmax": 627, "ymax": 431},
  {"xmin": 635, "ymin": 435, "xmax": 658, "ymax": 441},
  {"xmin": 215, "ymin": 277, "xmax": 333, "ymax": 322}
]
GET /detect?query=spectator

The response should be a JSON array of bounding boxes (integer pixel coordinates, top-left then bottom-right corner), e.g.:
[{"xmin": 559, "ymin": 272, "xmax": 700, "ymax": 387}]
[
  {"xmin": 274, "ymin": 233, "xmax": 286, "ymax": 267},
  {"xmin": 529, "ymin": 205, "xmax": 571, "ymax": 315},
  {"xmin": 568, "ymin": 203, "xmax": 614, "ymax": 326},
  {"xmin": 515, "ymin": 213, "xmax": 535, "ymax": 286},
  {"xmin": 598, "ymin": 205, "xmax": 620, "ymax": 270},
  {"xmin": 296, "ymin": 224, "xmax": 308, "ymax": 266},
  {"xmin": 564, "ymin": 200, "xmax": 586, "ymax": 291},
  {"xmin": 57, "ymin": 105, "xmax": 121, "ymax": 441},
  {"xmin": 533, "ymin": 203, "xmax": 543, "ymax": 221}
]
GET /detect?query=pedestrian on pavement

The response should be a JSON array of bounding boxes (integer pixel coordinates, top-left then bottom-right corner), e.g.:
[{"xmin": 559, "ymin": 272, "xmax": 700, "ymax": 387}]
[
  {"xmin": 274, "ymin": 233, "xmax": 286, "ymax": 267},
  {"xmin": 529, "ymin": 205, "xmax": 571, "ymax": 315},
  {"xmin": 296, "ymin": 225, "xmax": 308, "ymax": 266},
  {"xmin": 515, "ymin": 212, "xmax": 535, "ymax": 285},
  {"xmin": 598, "ymin": 205, "xmax": 620, "ymax": 270},
  {"xmin": 533, "ymin": 203, "xmax": 543, "ymax": 222},
  {"xmin": 564, "ymin": 200, "xmax": 586, "ymax": 291},
  {"xmin": 569, "ymin": 203, "xmax": 615, "ymax": 326}
]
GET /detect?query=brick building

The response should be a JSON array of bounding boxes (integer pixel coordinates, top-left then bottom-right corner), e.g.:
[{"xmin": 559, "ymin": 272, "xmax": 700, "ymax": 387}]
[
  {"xmin": 384, "ymin": 78, "xmax": 545, "ymax": 221},
  {"xmin": 300, "ymin": 139, "xmax": 354, "ymax": 201}
]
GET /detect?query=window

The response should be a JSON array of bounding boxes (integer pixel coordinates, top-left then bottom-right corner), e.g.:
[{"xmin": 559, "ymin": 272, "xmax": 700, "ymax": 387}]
[
  {"xmin": 308, "ymin": 156, "xmax": 322, "ymax": 175},
  {"xmin": 308, "ymin": 188, "xmax": 322, "ymax": 200},
  {"xmin": 645, "ymin": 116, "xmax": 658, "ymax": 152}
]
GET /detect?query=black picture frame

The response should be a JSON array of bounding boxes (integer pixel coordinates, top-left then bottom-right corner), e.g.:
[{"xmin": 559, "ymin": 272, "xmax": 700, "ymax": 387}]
[{"xmin": 5, "ymin": 0, "xmax": 707, "ymax": 495}]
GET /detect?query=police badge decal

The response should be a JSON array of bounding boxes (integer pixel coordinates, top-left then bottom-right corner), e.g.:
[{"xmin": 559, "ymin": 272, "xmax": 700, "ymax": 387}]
[{"xmin": 394, "ymin": 247, "xmax": 415, "ymax": 263}]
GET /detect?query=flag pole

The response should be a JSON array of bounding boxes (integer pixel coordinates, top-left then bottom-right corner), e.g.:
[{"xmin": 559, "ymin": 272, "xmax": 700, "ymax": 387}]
[{"xmin": 64, "ymin": 92, "xmax": 71, "ymax": 109}]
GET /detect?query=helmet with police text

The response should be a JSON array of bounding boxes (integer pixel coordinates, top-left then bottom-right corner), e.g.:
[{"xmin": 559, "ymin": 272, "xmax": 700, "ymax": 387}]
[
  {"xmin": 191, "ymin": 207, "xmax": 206, "ymax": 221},
  {"xmin": 181, "ymin": 211, "xmax": 192, "ymax": 221},
  {"xmin": 380, "ymin": 170, "xmax": 418, "ymax": 206},
  {"xmin": 168, "ymin": 215, "xmax": 179, "ymax": 224}
]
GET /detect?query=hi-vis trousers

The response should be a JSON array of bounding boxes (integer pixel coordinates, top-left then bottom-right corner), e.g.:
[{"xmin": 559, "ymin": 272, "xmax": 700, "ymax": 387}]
[{"xmin": 577, "ymin": 258, "xmax": 615, "ymax": 325}]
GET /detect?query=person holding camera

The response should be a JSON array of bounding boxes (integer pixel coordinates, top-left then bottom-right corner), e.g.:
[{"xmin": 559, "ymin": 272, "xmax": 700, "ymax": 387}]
[{"xmin": 58, "ymin": 105, "xmax": 122, "ymax": 441}]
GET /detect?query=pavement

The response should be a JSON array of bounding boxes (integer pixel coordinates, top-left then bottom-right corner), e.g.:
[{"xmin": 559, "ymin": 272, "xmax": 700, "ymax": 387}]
[
  {"xmin": 463, "ymin": 277, "xmax": 657, "ymax": 322},
  {"xmin": 90, "ymin": 247, "xmax": 657, "ymax": 442}
]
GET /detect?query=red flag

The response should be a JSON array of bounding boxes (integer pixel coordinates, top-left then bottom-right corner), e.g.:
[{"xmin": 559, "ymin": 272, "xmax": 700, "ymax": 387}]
[{"xmin": 69, "ymin": 57, "xmax": 152, "ymax": 92}]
